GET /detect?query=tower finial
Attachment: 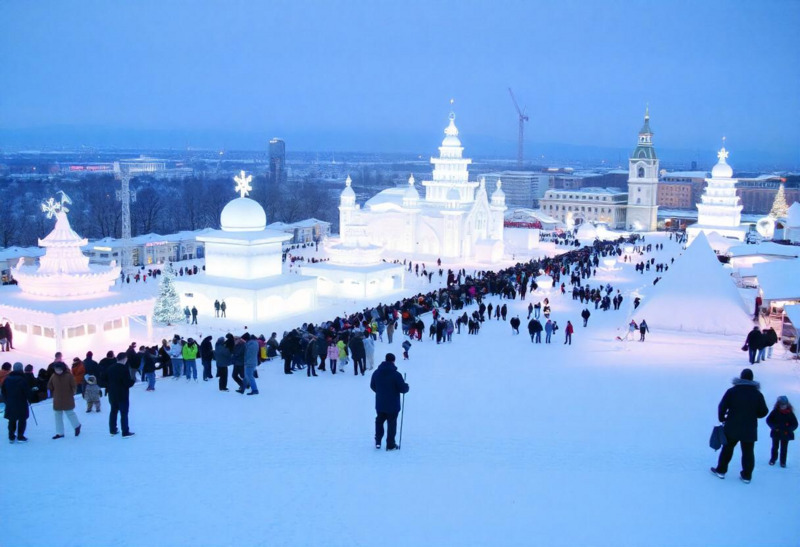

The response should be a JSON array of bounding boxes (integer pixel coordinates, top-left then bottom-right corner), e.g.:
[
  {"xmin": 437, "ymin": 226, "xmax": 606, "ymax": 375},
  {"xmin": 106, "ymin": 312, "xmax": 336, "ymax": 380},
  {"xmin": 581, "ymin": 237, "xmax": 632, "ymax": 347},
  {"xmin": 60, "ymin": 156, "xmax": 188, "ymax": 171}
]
[
  {"xmin": 449, "ymin": 98, "xmax": 455, "ymax": 121},
  {"xmin": 645, "ymin": 103, "xmax": 649, "ymax": 120}
]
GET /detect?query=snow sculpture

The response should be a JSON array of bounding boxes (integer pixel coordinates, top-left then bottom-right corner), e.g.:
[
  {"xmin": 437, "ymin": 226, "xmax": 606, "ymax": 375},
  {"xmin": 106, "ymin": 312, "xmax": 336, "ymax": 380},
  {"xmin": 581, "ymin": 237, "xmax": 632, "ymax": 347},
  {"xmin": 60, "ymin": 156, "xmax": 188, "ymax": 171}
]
[
  {"xmin": 687, "ymin": 145, "xmax": 748, "ymax": 242},
  {"xmin": 13, "ymin": 195, "xmax": 120, "ymax": 298}
]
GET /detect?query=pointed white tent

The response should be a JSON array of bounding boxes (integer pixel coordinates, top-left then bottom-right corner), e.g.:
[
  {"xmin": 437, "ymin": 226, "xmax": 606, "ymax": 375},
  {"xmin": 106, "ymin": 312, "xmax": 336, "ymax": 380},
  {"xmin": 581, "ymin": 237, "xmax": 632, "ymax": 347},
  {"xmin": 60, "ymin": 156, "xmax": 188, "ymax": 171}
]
[{"xmin": 632, "ymin": 232, "xmax": 752, "ymax": 335}]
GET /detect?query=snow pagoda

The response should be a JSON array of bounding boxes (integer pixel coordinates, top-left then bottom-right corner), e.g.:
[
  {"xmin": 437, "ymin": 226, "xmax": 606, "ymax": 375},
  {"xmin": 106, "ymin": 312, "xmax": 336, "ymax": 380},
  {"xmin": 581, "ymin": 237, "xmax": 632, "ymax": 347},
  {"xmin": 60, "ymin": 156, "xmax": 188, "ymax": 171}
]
[
  {"xmin": 337, "ymin": 105, "xmax": 507, "ymax": 263},
  {"xmin": 0, "ymin": 195, "xmax": 155, "ymax": 354},
  {"xmin": 686, "ymin": 145, "xmax": 748, "ymax": 243}
]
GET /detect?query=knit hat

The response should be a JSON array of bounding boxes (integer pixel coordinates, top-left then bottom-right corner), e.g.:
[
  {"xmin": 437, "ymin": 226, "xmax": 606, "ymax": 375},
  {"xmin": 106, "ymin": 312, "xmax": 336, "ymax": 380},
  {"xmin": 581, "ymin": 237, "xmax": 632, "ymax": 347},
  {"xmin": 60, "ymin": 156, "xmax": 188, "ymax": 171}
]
[
  {"xmin": 778, "ymin": 395, "xmax": 789, "ymax": 406},
  {"xmin": 86, "ymin": 375, "xmax": 97, "ymax": 385},
  {"xmin": 385, "ymin": 353, "xmax": 396, "ymax": 362},
  {"xmin": 12, "ymin": 362, "xmax": 23, "ymax": 372},
  {"xmin": 740, "ymin": 368, "xmax": 754, "ymax": 381}
]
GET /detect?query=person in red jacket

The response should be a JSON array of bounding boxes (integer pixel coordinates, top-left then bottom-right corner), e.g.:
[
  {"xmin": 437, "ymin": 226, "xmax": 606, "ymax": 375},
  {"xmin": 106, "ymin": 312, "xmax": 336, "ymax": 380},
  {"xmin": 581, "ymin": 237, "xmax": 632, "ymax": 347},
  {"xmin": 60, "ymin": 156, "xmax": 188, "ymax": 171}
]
[
  {"xmin": 564, "ymin": 321, "xmax": 574, "ymax": 345},
  {"xmin": 767, "ymin": 396, "xmax": 797, "ymax": 468}
]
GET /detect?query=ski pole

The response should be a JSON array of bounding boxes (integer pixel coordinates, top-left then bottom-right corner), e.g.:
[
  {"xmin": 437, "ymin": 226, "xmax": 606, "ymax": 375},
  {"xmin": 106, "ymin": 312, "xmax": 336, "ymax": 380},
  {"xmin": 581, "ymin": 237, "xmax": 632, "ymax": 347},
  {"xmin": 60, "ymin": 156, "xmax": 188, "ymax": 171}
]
[
  {"xmin": 398, "ymin": 373, "xmax": 406, "ymax": 450},
  {"xmin": 29, "ymin": 401, "xmax": 38, "ymax": 426}
]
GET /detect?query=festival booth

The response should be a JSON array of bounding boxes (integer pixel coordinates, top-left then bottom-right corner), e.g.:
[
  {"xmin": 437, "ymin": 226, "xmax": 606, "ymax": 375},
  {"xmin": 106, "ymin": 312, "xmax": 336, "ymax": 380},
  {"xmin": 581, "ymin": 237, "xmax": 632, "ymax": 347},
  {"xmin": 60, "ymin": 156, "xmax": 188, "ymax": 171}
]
[{"xmin": 752, "ymin": 259, "xmax": 800, "ymax": 320}]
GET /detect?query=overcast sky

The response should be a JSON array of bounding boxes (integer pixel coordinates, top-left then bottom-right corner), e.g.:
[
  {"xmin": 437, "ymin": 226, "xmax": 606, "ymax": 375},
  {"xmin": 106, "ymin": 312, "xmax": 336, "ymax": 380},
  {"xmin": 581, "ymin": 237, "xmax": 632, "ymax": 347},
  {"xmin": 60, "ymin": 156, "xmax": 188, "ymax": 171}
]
[{"xmin": 1, "ymin": 1, "xmax": 798, "ymax": 165}]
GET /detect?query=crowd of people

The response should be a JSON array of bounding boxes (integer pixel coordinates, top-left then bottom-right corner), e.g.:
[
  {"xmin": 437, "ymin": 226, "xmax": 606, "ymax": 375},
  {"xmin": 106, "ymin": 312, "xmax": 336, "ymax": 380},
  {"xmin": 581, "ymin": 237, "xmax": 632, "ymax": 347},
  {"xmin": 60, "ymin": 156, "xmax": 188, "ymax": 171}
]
[{"xmin": 4, "ymin": 230, "xmax": 793, "ymax": 474}]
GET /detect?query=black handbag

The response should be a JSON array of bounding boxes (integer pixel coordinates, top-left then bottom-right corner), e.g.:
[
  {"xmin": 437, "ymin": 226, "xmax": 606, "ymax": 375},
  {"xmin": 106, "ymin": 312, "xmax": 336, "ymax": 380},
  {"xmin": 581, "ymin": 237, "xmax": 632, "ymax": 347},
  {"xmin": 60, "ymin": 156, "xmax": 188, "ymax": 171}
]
[{"xmin": 709, "ymin": 425, "xmax": 727, "ymax": 451}]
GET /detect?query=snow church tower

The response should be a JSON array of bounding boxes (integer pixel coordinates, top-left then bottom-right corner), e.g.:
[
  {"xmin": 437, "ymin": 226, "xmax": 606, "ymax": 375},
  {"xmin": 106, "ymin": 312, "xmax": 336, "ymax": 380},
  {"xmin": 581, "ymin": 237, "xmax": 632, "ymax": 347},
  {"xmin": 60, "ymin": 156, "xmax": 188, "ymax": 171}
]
[{"xmin": 626, "ymin": 108, "xmax": 659, "ymax": 231}]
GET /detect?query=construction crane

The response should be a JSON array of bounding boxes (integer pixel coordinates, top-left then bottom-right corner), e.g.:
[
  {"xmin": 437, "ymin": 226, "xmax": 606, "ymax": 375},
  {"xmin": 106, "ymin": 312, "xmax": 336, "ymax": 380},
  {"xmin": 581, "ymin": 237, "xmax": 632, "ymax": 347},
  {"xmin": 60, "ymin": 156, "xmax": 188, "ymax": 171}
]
[{"xmin": 508, "ymin": 88, "xmax": 529, "ymax": 169}]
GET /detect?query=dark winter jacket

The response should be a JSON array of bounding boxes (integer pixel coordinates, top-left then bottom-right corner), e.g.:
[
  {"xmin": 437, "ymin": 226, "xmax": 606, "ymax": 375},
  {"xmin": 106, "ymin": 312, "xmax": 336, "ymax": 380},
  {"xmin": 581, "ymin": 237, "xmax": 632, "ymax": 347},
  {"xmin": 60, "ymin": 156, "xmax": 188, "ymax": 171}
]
[
  {"xmin": 200, "ymin": 336, "xmax": 214, "ymax": 363},
  {"xmin": 1, "ymin": 371, "xmax": 30, "ymax": 420},
  {"xmin": 97, "ymin": 357, "xmax": 116, "ymax": 387},
  {"xmin": 266, "ymin": 336, "xmax": 280, "ymax": 358},
  {"xmin": 718, "ymin": 378, "xmax": 769, "ymax": 442},
  {"xmin": 83, "ymin": 357, "xmax": 100, "ymax": 380},
  {"xmin": 349, "ymin": 335, "xmax": 366, "ymax": 361},
  {"xmin": 745, "ymin": 328, "xmax": 764, "ymax": 350},
  {"xmin": 214, "ymin": 340, "xmax": 232, "ymax": 367},
  {"xmin": 232, "ymin": 340, "xmax": 246, "ymax": 367},
  {"xmin": 142, "ymin": 351, "xmax": 158, "ymax": 374},
  {"xmin": 370, "ymin": 361, "xmax": 409, "ymax": 414},
  {"xmin": 106, "ymin": 361, "xmax": 135, "ymax": 402},
  {"xmin": 528, "ymin": 319, "xmax": 543, "ymax": 334},
  {"xmin": 763, "ymin": 328, "xmax": 778, "ymax": 348},
  {"xmin": 767, "ymin": 407, "xmax": 798, "ymax": 441}
]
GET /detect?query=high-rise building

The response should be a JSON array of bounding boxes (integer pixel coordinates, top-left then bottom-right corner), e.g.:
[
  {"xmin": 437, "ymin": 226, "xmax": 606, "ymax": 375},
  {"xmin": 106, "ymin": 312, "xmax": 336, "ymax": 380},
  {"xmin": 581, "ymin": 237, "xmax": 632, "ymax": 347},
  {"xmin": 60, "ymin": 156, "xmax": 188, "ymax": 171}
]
[
  {"xmin": 269, "ymin": 138, "xmax": 286, "ymax": 184},
  {"xmin": 481, "ymin": 171, "xmax": 553, "ymax": 208}
]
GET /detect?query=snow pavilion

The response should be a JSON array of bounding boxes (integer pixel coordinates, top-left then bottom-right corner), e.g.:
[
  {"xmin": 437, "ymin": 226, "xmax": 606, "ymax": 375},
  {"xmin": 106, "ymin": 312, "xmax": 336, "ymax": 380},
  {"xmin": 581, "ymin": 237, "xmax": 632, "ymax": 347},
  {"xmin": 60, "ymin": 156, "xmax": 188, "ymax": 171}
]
[{"xmin": 174, "ymin": 171, "xmax": 317, "ymax": 322}]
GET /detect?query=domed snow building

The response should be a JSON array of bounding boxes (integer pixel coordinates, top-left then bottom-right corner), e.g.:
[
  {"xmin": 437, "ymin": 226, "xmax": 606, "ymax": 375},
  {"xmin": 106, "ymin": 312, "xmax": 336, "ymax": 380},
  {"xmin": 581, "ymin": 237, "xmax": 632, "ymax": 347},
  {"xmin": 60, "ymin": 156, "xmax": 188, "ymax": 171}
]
[
  {"xmin": 174, "ymin": 172, "xmax": 317, "ymax": 322},
  {"xmin": 0, "ymin": 197, "xmax": 155, "ymax": 354},
  {"xmin": 338, "ymin": 109, "xmax": 507, "ymax": 263}
]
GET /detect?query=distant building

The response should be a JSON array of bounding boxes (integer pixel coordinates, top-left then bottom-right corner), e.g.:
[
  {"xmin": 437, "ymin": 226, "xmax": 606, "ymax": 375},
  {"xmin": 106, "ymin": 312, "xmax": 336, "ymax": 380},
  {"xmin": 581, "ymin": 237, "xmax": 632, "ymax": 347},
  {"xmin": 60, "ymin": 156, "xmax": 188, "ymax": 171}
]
[
  {"xmin": 481, "ymin": 171, "xmax": 552, "ymax": 208},
  {"xmin": 269, "ymin": 138, "xmax": 286, "ymax": 184},
  {"xmin": 657, "ymin": 180, "xmax": 694, "ymax": 209},
  {"xmin": 539, "ymin": 187, "xmax": 629, "ymax": 229},
  {"xmin": 266, "ymin": 219, "xmax": 331, "ymax": 244},
  {"xmin": 659, "ymin": 171, "xmax": 709, "ymax": 209},
  {"xmin": 735, "ymin": 175, "xmax": 798, "ymax": 214}
]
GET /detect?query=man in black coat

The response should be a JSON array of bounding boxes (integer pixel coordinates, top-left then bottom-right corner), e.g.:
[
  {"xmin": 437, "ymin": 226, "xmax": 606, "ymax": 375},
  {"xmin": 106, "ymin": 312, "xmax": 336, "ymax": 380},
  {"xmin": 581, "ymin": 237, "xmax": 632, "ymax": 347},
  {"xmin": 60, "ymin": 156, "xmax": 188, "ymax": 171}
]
[
  {"xmin": 711, "ymin": 368, "xmax": 768, "ymax": 483},
  {"xmin": 370, "ymin": 353, "xmax": 409, "ymax": 451},
  {"xmin": 744, "ymin": 326, "xmax": 763, "ymax": 365},
  {"xmin": 83, "ymin": 351, "xmax": 100, "ymax": 380},
  {"xmin": 106, "ymin": 353, "xmax": 136, "ymax": 438},
  {"xmin": 2, "ymin": 363, "xmax": 31, "ymax": 442}
]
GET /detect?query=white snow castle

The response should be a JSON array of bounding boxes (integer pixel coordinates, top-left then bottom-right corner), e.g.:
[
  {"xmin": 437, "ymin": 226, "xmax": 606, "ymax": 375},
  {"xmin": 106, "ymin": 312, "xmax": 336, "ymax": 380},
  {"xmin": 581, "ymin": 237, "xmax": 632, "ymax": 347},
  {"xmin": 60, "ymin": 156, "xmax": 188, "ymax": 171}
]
[{"xmin": 338, "ymin": 107, "xmax": 507, "ymax": 262}]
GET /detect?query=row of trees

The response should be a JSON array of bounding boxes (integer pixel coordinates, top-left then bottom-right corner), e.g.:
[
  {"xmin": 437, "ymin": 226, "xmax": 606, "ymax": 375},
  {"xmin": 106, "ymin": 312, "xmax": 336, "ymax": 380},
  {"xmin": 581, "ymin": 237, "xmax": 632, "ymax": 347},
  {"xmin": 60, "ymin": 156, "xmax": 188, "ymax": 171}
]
[{"xmin": 0, "ymin": 173, "xmax": 337, "ymax": 248}]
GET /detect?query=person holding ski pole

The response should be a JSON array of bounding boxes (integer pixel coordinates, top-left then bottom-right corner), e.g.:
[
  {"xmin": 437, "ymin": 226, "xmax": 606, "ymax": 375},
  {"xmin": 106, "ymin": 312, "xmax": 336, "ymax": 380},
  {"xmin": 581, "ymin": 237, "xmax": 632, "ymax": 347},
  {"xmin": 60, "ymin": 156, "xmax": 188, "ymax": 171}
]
[{"xmin": 370, "ymin": 353, "xmax": 409, "ymax": 451}]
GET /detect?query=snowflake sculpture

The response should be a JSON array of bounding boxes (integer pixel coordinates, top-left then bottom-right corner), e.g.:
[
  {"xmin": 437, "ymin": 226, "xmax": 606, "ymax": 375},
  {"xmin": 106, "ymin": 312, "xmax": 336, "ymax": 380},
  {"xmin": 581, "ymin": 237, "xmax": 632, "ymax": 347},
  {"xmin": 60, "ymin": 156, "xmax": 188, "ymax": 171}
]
[
  {"xmin": 41, "ymin": 197, "xmax": 61, "ymax": 219},
  {"xmin": 234, "ymin": 170, "xmax": 253, "ymax": 198},
  {"xmin": 41, "ymin": 191, "xmax": 73, "ymax": 219}
]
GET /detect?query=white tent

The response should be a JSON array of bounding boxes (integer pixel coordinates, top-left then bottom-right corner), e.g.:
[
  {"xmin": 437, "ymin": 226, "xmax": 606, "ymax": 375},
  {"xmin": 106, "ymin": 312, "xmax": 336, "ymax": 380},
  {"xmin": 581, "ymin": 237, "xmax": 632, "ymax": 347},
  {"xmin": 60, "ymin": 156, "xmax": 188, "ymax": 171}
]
[{"xmin": 633, "ymin": 231, "xmax": 752, "ymax": 335}]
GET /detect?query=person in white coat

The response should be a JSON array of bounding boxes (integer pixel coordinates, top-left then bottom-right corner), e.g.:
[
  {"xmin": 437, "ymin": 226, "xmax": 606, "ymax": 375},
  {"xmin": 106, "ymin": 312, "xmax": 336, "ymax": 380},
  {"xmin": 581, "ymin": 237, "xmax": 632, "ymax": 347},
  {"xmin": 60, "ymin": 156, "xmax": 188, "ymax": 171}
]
[{"xmin": 363, "ymin": 335, "xmax": 376, "ymax": 371}]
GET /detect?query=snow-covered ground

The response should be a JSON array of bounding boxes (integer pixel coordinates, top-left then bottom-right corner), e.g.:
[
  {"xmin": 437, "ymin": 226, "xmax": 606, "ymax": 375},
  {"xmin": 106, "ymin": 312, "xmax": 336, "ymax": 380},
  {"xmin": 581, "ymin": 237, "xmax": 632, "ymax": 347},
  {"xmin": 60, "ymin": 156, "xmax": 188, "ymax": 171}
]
[{"xmin": 4, "ymin": 233, "xmax": 800, "ymax": 546}]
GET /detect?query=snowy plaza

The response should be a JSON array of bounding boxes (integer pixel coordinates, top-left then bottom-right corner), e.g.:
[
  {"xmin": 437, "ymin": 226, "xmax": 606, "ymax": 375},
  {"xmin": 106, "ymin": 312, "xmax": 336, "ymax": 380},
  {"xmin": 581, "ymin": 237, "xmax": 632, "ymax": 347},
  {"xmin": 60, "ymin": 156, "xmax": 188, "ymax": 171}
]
[{"xmin": 2, "ymin": 231, "xmax": 799, "ymax": 546}]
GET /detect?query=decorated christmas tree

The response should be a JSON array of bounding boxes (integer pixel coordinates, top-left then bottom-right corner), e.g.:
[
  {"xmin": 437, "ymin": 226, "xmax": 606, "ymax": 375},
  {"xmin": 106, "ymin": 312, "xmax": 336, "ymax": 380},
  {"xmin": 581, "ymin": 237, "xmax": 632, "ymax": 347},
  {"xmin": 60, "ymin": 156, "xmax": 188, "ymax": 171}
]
[
  {"xmin": 153, "ymin": 264, "xmax": 184, "ymax": 325},
  {"xmin": 770, "ymin": 183, "xmax": 789, "ymax": 218}
]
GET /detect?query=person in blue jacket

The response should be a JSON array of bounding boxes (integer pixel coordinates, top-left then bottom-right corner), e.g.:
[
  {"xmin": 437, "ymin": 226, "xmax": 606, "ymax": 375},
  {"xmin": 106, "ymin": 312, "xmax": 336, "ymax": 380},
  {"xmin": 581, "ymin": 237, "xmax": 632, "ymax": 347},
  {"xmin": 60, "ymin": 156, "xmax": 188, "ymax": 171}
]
[{"xmin": 370, "ymin": 353, "xmax": 409, "ymax": 451}]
